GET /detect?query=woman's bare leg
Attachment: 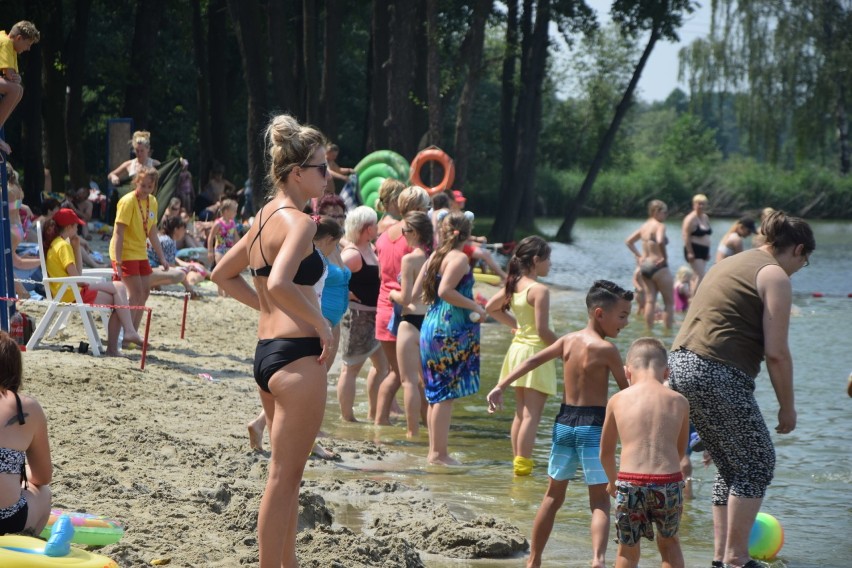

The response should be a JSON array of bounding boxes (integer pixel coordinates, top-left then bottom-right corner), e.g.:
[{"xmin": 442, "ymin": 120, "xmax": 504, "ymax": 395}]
[
  {"xmin": 257, "ymin": 358, "xmax": 326, "ymax": 568},
  {"xmin": 337, "ymin": 361, "xmax": 365, "ymax": 422},
  {"xmin": 396, "ymin": 322, "xmax": 422, "ymax": 438},
  {"xmin": 428, "ymin": 400, "xmax": 459, "ymax": 465},
  {"xmin": 375, "ymin": 340, "xmax": 400, "ymax": 425},
  {"xmin": 366, "ymin": 349, "xmax": 389, "ymax": 420}
]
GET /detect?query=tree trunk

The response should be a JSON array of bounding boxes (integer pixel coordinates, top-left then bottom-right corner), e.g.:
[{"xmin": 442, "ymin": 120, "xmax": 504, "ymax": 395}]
[
  {"xmin": 488, "ymin": 0, "xmax": 522, "ymax": 243},
  {"xmin": 40, "ymin": 1, "xmax": 68, "ymax": 194},
  {"xmin": 191, "ymin": 0, "xmax": 212, "ymax": 189},
  {"xmin": 365, "ymin": 0, "xmax": 390, "ymax": 152},
  {"xmin": 556, "ymin": 26, "xmax": 661, "ymax": 242},
  {"xmin": 19, "ymin": 43, "xmax": 45, "ymax": 203},
  {"xmin": 320, "ymin": 0, "xmax": 341, "ymax": 140},
  {"xmin": 123, "ymin": 0, "xmax": 166, "ymax": 129},
  {"xmin": 65, "ymin": 0, "xmax": 92, "ymax": 190},
  {"xmin": 303, "ymin": 0, "xmax": 321, "ymax": 125},
  {"xmin": 452, "ymin": 0, "xmax": 491, "ymax": 189},
  {"xmin": 385, "ymin": 0, "xmax": 417, "ymax": 159},
  {"xmin": 268, "ymin": 0, "xmax": 302, "ymax": 117},
  {"xmin": 227, "ymin": 0, "xmax": 270, "ymax": 211},
  {"xmin": 208, "ymin": 0, "xmax": 229, "ymax": 176},
  {"xmin": 515, "ymin": 0, "xmax": 549, "ymax": 231},
  {"xmin": 836, "ymin": 83, "xmax": 850, "ymax": 175},
  {"xmin": 425, "ymin": 0, "xmax": 441, "ymax": 155}
]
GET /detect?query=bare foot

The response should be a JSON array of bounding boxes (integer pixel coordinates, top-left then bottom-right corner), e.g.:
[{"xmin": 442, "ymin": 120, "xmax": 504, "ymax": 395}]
[
  {"xmin": 247, "ymin": 421, "xmax": 265, "ymax": 451},
  {"xmin": 105, "ymin": 350, "xmax": 131, "ymax": 359},
  {"xmin": 427, "ymin": 454, "xmax": 461, "ymax": 466},
  {"xmin": 123, "ymin": 331, "xmax": 145, "ymax": 347},
  {"xmin": 311, "ymin": 442, "xmax": 338, "ymax": 460}
]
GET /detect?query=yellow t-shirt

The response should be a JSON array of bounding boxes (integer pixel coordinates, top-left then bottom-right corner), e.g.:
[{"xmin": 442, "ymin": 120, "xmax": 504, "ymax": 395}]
[
  {"xmin": 0, "ymin": 31, "xmax": 17, "ymax": 73},
  {"xmin": 45, "ymin": 237, "xmax": 79, "ymax": 303},
  {"xmin": 110, "ymin": 192, "xmax": 157, "ymax": 261}
]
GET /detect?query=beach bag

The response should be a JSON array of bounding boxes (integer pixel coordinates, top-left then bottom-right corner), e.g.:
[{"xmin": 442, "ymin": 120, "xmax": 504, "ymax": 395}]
[{"xmin": 386, "ymin": 301, "xmax": 403, "ymax": 336}]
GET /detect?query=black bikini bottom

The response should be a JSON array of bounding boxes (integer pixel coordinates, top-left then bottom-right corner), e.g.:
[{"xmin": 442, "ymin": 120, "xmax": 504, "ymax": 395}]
[
  {"xmin": 253, "ymin": 337, "xmax": 323, "ymax": 393},
  {"xmin": 0, "ymin": 497, "xmax": 27, "ymax": 535},
  {"xmin": 400, "ymin": 314, "xmax": 425, "ymax": 331},
  {"xmin": 685, "ymin": 243, "xmax": 710, "ymax": 261}
]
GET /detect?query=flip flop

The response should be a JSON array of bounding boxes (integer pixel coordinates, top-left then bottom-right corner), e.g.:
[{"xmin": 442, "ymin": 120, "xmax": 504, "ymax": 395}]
[{"xmin": 59, "ymin": 345, "xmax": 75, "ymax": 353}]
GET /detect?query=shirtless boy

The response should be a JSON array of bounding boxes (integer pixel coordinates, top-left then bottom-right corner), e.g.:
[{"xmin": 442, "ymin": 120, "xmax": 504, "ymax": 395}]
[
  {"xmin": 487, "ymin": 279, "xmax": 633, "ymax": 568},
  {"xmin": 600, "ymin": 337, "xmax": 689, "ymax": 568}
]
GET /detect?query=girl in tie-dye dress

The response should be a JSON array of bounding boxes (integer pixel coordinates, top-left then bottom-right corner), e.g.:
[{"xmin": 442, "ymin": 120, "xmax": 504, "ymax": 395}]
[{"xmin": 419, "ymin": 212, "xmax": 486, "ymax": 465}]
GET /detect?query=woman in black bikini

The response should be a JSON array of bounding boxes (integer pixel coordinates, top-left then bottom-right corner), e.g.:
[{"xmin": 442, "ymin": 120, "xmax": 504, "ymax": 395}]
[
  {"xmin": 625, "ymin": 199, "xmax": 674, "ymax": 330},
  {"xmin": 211, "ymin": 114, "xmax": 332, "ymax": 568},
  {"xmin": 0, "ymin": 331, "xmax": 52, "ymax": 536},
  {"xmin": 682, "ymin": 193, "xmax": 713, "ymax": 291}
]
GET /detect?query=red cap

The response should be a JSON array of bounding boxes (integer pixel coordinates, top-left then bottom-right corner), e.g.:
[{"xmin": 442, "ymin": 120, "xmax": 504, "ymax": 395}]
[
  {"xmin": 53, "ymin": 208, "xmax": 85, "ymax": 227},
  {"xmin": 452, "ymin": 190, "xmax": 466, "ymax": 204}
]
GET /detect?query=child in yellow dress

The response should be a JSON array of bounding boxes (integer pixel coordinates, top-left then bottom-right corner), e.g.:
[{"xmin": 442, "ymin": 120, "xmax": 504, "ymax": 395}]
[{"xmin": 485, "ymin": 236, "xmax": 557, "ymax": 476}]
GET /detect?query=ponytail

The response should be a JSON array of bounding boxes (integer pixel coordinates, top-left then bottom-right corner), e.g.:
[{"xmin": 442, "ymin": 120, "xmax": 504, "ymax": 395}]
[
  {"xmin": 421, "ymin": 212, "xmax": 471, "ymax": 303},
  {"xmin": 42, "ymin": 218, "xmax": 62, "ymax": 259},
  {"xmin": 501, "ymin": 236, "xmax": 551, "ymax": 312}
]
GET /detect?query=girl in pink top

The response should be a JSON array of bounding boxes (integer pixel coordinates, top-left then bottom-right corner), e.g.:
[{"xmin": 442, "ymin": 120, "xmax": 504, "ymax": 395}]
[{"xmin": 374, "ymin": 185, "xmax": 432, "ymax": 425}]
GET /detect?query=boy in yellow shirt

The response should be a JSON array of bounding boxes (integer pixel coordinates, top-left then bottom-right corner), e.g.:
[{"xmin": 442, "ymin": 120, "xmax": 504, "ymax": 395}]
[{"xmin": 0, "ymin": 20, "xmax": 40, "ymax": 154}]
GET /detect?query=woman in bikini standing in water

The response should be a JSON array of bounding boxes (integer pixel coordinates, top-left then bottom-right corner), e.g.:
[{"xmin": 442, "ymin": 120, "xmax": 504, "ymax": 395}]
[
  {"xmin": 625, "ymin": 199, "xmax": 674, "ymax": 331},
  {"xmin": 682, "ymin": 193, "xmax": 712, "ymax": 291},
  {"xmin": 212, "ymin": 114, "xmax": 332, "ymax": 568}
]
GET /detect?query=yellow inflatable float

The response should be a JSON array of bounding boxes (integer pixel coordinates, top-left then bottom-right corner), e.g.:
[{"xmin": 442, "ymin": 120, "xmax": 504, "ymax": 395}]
[{"xmin": 0, "ymin": 534, "xmax": 118, "ymax": 567}]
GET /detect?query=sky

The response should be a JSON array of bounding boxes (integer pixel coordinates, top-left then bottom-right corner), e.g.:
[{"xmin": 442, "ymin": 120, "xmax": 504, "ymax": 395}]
[{"xmin": 567, "ymin": 0, "xmax": 714, "ymax": 102}]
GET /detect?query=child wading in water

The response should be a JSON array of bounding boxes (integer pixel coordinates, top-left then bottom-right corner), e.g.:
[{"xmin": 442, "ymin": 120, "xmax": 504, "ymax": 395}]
[
  {"xmin": 485, "ymin": 236, "xmax": 557, "ymax": 476},
  {"xmin": 487, "ymin": 280, "xmax": 632, "ymax": 568},
  {"xmin": 600, "ymin": 337, "xmax": 689, "ymax": 568}
]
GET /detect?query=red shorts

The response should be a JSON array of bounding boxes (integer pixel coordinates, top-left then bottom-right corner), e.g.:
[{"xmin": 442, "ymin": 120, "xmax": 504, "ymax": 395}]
[
  {"xmin": 80, "ymin": 286, "xmax": 99, "ymax": 304},
  {"xmin": 112, "ymin": 259, "xmax": 153, "ymax": 280}
]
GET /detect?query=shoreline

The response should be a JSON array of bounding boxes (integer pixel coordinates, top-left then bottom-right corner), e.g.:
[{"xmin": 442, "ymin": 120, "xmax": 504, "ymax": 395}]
[{"xmin": 20, "ymin": 277, "xmax": 530, "ymax": 567}]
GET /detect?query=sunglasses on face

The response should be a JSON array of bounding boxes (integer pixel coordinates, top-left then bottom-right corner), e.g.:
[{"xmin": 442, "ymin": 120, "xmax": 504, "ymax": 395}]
[{"xmin": 301, "ymin": 162, "xmax": 328, "ymax": 178}]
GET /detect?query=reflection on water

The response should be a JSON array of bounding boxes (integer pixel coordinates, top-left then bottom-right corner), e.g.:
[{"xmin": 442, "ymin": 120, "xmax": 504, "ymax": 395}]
[{"xmin": 309, "ymin": 219, "xmax": 852, "ymax": 568}]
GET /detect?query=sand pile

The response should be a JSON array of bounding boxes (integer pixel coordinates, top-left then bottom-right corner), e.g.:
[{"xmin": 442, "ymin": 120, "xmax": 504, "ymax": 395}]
[{"xmin": 18, "ymin": 280, "xmax": 528, "ymax": 567}]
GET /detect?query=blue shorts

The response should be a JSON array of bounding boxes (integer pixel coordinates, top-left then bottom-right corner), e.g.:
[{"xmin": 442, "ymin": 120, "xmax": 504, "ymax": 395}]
[{"xmin": 548, "ymin": 404, "xmax": 607, "ymax": 485}]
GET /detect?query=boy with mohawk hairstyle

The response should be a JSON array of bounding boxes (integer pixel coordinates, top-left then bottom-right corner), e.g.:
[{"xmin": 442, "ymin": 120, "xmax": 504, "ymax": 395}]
[{"xmin": 487, "ymin": 279, "xmax": 633, "ymax": 568}]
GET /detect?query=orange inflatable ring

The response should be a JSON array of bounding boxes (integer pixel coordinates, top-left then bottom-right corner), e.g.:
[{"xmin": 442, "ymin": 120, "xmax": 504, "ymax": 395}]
[{"xmin": 409, "ymin": 148, "xmax": 455, "ymax": 196}]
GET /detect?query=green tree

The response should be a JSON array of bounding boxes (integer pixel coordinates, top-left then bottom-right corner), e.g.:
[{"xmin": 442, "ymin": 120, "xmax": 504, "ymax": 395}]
[
  {"xmin": 679, "ymin": 0, "xmax": 851, "ymax": 173},
  {"xmin": 556, "ymin": 0, "xmax": 696, "ymax": 242}
]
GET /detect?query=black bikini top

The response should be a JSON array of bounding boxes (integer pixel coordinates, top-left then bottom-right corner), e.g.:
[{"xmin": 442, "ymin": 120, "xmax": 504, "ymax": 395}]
[
  {"xmin": 691, "ymin": 224, "xmax": 712, "ymax": 237},
  {"xmin": 248, "ymin": 205, "xmax": 325, "ymax": 285}
]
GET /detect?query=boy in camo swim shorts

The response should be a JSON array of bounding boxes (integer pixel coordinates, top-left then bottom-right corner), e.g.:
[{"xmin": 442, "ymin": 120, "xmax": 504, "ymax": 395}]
[{"xmin": 600, "ymin": 338, "xmax": 690, "ymax": 568}]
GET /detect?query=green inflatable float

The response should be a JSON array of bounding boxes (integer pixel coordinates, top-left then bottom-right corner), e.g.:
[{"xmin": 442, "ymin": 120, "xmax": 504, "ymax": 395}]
[{"xmin": 354, "ymin": 150, "xmax": 410, "ymax": 210}]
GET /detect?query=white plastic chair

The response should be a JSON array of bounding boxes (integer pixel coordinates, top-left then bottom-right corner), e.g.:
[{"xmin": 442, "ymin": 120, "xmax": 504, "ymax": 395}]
[{"xmin": 26, "ymin": 221, "xmax": 112, "ymax": 356}]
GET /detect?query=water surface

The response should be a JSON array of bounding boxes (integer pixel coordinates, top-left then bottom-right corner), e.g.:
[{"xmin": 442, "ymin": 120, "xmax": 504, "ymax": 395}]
[{"xmin": 309, "ymin": 218, "xmax": 852, "ymax": 567}]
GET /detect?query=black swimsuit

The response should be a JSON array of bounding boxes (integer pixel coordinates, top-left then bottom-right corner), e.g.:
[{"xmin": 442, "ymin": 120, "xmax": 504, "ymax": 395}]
[
  {"xmin": 248, "ymin": 205, "xmax": 325, "ymax": 283},
  {"xmin": 0, "ymin": 392, "xmax": 29, "ymax": 535},
  {"xmin": 687, "ymin": 222, "xmax": 713, "ymax": 261},
  {"xmin": 248, "ymin": 205, "xmax": 325, "ymax": 393}
]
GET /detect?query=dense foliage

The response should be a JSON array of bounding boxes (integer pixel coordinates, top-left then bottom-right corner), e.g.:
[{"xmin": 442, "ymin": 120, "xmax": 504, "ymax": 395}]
[{"xmin": 1, "ymin": 0, "xmax": 848, "ymax": 238}]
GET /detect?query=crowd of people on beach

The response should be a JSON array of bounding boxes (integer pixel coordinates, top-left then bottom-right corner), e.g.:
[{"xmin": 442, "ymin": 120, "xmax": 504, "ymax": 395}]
[{"xmin": 1, "ymin": 19, "xmax": 819, "ymax": 566}]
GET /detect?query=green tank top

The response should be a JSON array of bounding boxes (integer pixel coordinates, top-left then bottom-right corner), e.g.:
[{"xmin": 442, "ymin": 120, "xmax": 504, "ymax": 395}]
[{"xmin": 672, "ymin": 249, "xmax": 778, "ymax": 377}]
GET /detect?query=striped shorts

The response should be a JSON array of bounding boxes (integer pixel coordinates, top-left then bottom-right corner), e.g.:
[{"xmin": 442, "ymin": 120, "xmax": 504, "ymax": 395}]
[{"xmin": 548, "ymin": 404, "xmax": 608, "ymax": 485}]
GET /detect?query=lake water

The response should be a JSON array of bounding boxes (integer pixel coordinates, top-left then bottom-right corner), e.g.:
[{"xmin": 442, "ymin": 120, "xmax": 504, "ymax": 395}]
[{"xmin": 309, "ymin": 218, "xmax": 852, "ymax": 568}]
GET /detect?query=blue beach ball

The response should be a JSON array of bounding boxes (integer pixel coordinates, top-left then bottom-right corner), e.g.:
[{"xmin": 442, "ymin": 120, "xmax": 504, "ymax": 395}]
[{"xmin": 748, "ymin": 512, "xmax": 784, "ymax": 560}]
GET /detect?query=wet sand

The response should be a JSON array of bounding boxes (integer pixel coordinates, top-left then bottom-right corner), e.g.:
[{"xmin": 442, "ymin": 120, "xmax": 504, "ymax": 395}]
[{"xmin": 19, "ymin": 276, "xmax": 527, "ymax": 567}]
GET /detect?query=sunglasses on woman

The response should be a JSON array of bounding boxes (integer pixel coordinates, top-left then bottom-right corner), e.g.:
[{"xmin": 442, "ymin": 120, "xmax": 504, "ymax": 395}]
[{"xmin": 301, "ymin": 162, "xmax": 328, "ymax": 178}]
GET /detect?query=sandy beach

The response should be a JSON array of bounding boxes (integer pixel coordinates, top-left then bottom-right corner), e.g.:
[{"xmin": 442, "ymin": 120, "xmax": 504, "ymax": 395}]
[{"xmin": 16, "ymin": 271, "xmax": 527, "ymax": 567}]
